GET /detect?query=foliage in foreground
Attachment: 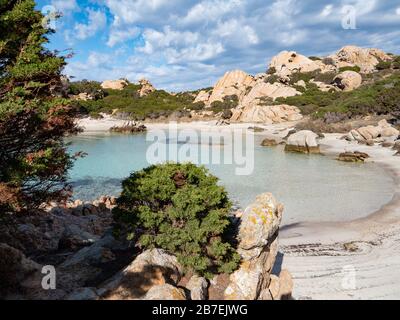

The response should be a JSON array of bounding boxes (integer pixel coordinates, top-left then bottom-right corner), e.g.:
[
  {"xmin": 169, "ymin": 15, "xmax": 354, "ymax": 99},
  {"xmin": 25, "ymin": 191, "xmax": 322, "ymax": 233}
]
[
  {"xmin": 113, "ymin": 163, "xmax": 240, "ymax": 278},
  {"xmin": 0, "ymin": 0, "xmax": 79, "ymax": 212}
]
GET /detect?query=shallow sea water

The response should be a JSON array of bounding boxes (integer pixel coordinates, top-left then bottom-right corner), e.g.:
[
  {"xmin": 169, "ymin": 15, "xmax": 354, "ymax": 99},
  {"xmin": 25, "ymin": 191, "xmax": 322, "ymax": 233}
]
[{"xmin": 67, "ymin": 131, "xmax": 395, "ymax": 225}]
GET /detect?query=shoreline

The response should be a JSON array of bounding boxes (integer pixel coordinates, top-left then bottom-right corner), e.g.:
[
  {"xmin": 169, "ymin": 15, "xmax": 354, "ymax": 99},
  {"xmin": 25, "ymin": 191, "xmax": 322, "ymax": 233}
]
[{"xmin": 76, "ymin": 116, "xmax": 400, "ymax": 299}]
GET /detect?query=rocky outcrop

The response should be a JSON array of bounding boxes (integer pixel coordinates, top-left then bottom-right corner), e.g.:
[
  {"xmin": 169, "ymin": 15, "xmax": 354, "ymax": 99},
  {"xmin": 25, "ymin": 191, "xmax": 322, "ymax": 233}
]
[
  {"xmin": 101, "ymin": 79, "xmax": 128, "ymax": 90},
  {"xmin": 242, "ymin": 82, "xmax": 300, "ymax": 104},
  {"xmin": 206, "ymin": 70, "xmax": 254, "ymax": 106},
  {"xmin": 329, "ymin": 46, "xmax": 391, "ymax": 73},
  {"xmin": 100, "ymin": 248, "xmax": 183, "ymax": 300},
  {"xmin": 337, "ymin": 151, "xmax": 370, "ymax": 162},
  {"xmin": 138, "ymin": 79, "xmax": 156, "ymax": 97},
  {"xmin": 261, "ymin": 138, "xmax": 279, "ymax": 147},
  {"xmin": 143, "ymin": 284, "xmax": 187, "ymax": 300},
  {"xmin": 193, "ymin": 90, "xmax": 211, "ymax": 104},
  {"xmin": 186, "ymin": 275, "xmax": 208, "ymax": 300},
  {"xmin": 285, "ymin": 130, "xmax": 321, "ymax": 154},
  {"xmin": 347, "ymin": 120, "xmax": 400, "ymax": 143},
  {"xmin": 231, "ymin": 104, "xmax": 302, "ymax": 124},
  {"xmin": 224, "ymin": 193, "xmax": 292, "ymax": 300},
  {"xmin": 268, "ymin": 51, "xmax": 321, "ymax": 82},
  {"xmin": 333, "ymin": 71, "xmax": 362, "ymax": 91},
  {"xmin": 0, "ymin": 243, "xmax": 43, "ymax": 299},
  {"xmin": 110, "ymin": 121, "xmax": 147, "ymax": 133}
]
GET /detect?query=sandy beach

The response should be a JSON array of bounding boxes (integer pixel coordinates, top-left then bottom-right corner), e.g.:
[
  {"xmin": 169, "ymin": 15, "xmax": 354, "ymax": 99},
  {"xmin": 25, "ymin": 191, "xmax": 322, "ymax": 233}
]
[{"xmin": 76, "ymin": 116, "xmax": 400, "ymax": 300}]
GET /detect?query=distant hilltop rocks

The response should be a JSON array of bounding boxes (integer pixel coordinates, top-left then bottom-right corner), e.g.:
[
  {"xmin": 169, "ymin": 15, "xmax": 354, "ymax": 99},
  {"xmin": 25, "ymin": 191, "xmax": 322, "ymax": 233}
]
[
  {"xmin": 138, "ymin": 78, "xmax": 156, "ymax": 97},
  {"xmin": 194, "ymin": 45, "xmax": 394, "ymax": 124},
  {"xmin": 100, "ymin": 79, "xmax": 128, "ymax": 90},
  {"xmin": 100, "ymin": 78, "xmax": 156, "ymax": 97}
]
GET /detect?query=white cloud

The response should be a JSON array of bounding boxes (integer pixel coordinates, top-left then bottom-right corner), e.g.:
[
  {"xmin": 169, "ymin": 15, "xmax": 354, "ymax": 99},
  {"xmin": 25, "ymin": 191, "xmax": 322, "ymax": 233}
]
[
  {"xmin": 165, "ymin": 42, "xmax": 224, "ymax": 64},
  {"xmin": 107, "ymin": 27, "xmax": 141, "ymax": 47},
  {"xmin": 396, "ymin": 7, "xmax": 400, "ymax": 15},
  {"xmin": 213, "ymin": 19, "xmax": 259, "ymax": 45},
  {"xmin": 50, "ymin": 0, "xmax": 78, "ymax": 14},
  {"xmin": 105, "ymin": 0, "xmax": 172, "ymax": 26},
  {"xmin": 74, "ymin": 9, "xmax": 107, "ymax": 40},
  {"xmin": 181, "ymin": 0, "xmax": 244, "ymax": 25}
]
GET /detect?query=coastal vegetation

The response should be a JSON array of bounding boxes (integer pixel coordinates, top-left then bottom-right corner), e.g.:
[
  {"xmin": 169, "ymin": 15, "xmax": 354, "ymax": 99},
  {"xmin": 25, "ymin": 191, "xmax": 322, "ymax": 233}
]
[
  {"xmin": 275, "ymin": 71, "xmax": 400, "ymax": 121},
  {"xmin": 112, "ymin": 163, "xmax": 240, "ymax": 278},
  {"xmin": 0, "ymin": 0, "xmax": 79, "ymax": 212},
  {"xmin": 70, "ymin": 81, "xmax": 202, "ymax": 120}
]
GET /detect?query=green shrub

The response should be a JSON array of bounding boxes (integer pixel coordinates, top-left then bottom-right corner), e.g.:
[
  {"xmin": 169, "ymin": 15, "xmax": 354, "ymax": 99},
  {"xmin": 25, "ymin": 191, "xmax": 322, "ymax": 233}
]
[
  {"xmin": 266, "ymin": 67, "xmax": 276, "ymax": 75},
  {"xmin": 392, "ymin": 56, "xmax": 400, "ymax": 69},
  {"xmin": 376, "ymin": 60, "xmax": 392, "ymax": 70},
  {"xmin": 308, "ymin": 56, "xmax": 321, "ymax": 61},
  {"xmin": 314, "ymin": 72, "xmax": 337, "ymax": 84},
  {"xmin": 210, "ymin": 95, "xmax": 238, "ymax": 114},
  {"xmin": 339, "ymin": 66, "xmax": 361, "ymax": 73},
  {"xmin": 264, "ymin": 74, "xmax": 279, "ymax": 84},
  {"xmin": 113, "ymin": 163, "xmax": 240, "ymax": 278}
]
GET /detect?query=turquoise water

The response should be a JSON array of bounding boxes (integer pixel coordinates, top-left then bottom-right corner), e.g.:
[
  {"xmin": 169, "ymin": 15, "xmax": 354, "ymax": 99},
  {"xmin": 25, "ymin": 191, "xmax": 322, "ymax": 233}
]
[{"xmin": 67, "ymin": 131, "xmax": 395, "ymax": 225}]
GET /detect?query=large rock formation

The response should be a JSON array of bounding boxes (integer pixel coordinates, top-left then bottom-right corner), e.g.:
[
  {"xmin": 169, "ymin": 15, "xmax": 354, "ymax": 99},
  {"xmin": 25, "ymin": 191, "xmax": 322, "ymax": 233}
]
[
  {"xmin": 333, "ymin": 71, "xmax": 362, "ymax": 91},
  {"xmin": 329, "ymin": 46, "xmax": 391, "ymax": 73},
  {"xmin": 100, "ymin": 248, "xmax": 183, "ymax": 300},
  {"xmin": 268, "ymin": 51, "xmax": 321, "ymax": 81},
  {"xmin": 231, "ymin": 104, "xmax": 302, "ymax": 124},
  {"xmin": 195, "ymin": 69, "xmax": 300, "ymax": 124},
  {"xmin": 241, "ymin": 82, "xmax": 300, "ymax": 105},
  {"xmin": 138, "ymin": 79, "xmax": 156, "ymax": 97},
  {"xmin": 100, "ymin": 79, "xmax": 128, "ymax": 90},
  {"xmin": 347, "ymin": 119, "xmax": 400, "ymax": 143},
  {"xmin": 285, "ymin": 130, "xmax": 321, "ymax": 154},
  {"xmin": 206, "ymin": 70, "xmax": 255, "ymax": 106},
  {"xmin": 224, "ymin": 193, "xmax": 292, "ymax": 300}
]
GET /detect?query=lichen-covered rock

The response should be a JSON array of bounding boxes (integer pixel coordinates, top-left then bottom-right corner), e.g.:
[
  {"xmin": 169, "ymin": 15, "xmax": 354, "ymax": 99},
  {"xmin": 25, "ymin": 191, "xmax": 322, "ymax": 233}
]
[
  {"xmin": 143, "ymin": 284, "xmax": 187, "ymax": 300},
  {"xmin": 237, "ymin": 193, "xmax": 283, "ymax": 259},
  {"xmin": 186, "ymin": 275, "xmax": 208, "ymax": 300},
  {"xmin": 285, "ymin": 130, "xmax": 320, "ymax": 154},
  {"xmin": 101, "ymin": 249, "xmax": 183, "ymax": 300},
  {"xmin": 224, "ymin": 237, "xmax": 278, "ymax": 300},
  {"xmin": 333, "ymin": 71, "xmax": 362, "ymax": 91},
  {"xmin": 224, "ymin": 193, "xmax": 289, "ymax": 300}
]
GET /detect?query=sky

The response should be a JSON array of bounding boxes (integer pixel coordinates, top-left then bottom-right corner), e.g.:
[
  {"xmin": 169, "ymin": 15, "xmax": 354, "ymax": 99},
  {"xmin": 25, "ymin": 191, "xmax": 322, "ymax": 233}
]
[{"xmin": 35, "ymin": 0, "xmax": 400, "ymax": 92}]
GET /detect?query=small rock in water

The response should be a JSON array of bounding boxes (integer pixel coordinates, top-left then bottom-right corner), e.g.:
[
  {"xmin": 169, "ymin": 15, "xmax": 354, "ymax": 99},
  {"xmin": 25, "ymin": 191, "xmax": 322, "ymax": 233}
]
[
  {"xmin": 337, "ymin": 151, "xmax": 370, "ymax": 162},
  {"xmin": 261, "ymin": 138, "xmax": 278, "ymax": 147}
]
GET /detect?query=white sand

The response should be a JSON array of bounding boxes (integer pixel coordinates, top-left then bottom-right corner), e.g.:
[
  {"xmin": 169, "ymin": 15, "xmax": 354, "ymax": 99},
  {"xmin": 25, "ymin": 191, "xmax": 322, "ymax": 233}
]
[
  {"xmin": 280, "ymin": 134, "xmax": 400, "ymax": 300},
  {"xmin": 77, "ymin": 116, "xmax": 400, "ymax": 299}
]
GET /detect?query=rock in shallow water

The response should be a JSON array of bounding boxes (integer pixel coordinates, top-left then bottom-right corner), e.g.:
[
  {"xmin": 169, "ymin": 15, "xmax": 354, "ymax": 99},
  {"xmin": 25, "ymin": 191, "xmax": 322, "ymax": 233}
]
[{"xmin": 285, "ymin": 130, "xmax": 321, "ymax": 154}]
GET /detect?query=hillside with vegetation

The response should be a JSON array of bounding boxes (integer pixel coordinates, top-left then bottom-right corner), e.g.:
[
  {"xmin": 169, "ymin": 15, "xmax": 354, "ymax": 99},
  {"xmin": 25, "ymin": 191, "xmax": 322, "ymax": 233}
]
[{"xmin": 68, "ymin": 80, "xmax": 206, "ymax": 120}]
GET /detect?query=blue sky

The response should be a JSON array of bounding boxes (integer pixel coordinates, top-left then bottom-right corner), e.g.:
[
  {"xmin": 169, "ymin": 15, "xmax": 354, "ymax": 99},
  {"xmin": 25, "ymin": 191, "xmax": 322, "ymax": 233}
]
[{"xmin": 35, "ymin": 0, "xmax": 400, "ymax": 91}]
